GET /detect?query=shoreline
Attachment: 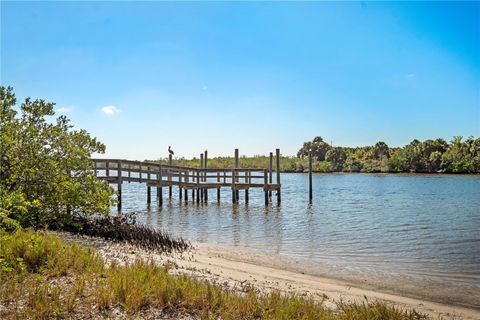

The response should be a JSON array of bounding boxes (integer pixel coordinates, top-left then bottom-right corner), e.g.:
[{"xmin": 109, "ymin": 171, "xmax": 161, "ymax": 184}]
[
  {"xmin": 191, "ymin": 243, "xmax": 480, "ymax": 310},
  {"xmin": 60, "ymin": 232, "xmax": 480, "ymax": 320}
]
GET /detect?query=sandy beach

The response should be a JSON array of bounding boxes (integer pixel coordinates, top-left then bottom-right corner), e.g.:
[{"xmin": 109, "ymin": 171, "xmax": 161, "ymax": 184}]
[{"xmin": 59, "ymin": 233, "xmax": 480, "ymax": 320}]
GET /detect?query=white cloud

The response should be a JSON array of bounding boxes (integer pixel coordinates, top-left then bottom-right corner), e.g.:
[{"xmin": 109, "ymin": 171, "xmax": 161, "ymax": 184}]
[
  {"xmin": 56, "ymin": 107, "xmax": 73, "ymax": 114},
  {"xmin": 406, "ymin": 73, "xmax": 416, "ymax": 79},
  {"xmin": 101, "ymin": 105, "xmax": 120, "ymax": 116},
  {"xmin": 202, "ymin": 84, "xmax": 208, "ymax": 91}
]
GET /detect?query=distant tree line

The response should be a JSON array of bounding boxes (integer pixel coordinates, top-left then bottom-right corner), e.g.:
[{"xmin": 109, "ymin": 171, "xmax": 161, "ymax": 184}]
[
  {"xmin": 297, "ymin": 136, "xmax": 480, "ymax": 173},
  {"xmin": 162, "ymin": 136, "xmax": 479, "ymax": 174}
]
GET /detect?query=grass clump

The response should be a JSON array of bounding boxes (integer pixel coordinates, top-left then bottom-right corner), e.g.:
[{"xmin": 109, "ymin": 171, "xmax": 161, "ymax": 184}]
[
  {"xmin": 1, "ymin": 229, "xmax": 429, "ymax": 319},
  {"xmin": 0, "ymin": 229, "xmax": 103, "ymax": 276}
]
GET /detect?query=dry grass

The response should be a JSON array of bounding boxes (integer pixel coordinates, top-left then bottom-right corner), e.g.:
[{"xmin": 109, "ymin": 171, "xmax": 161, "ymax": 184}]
[{"xmin": 0, "ymin": 229, "xmax": 429, "ymax": 319}]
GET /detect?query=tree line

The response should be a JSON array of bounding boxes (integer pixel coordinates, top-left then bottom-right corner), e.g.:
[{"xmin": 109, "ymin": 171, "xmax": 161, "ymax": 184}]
[
  {"xmin": 164, "ymin": 136, "xmax": 480, "ymax": 174},
  {"xmin": 296, "ymin": 136, "xmax": 480, "ymax": 173}
]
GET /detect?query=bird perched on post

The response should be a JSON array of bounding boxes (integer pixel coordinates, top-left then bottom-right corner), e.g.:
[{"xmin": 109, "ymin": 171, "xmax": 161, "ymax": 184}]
[{"xmin": 168, "ymin": 146, "xmax": 174, "ymax": 156}]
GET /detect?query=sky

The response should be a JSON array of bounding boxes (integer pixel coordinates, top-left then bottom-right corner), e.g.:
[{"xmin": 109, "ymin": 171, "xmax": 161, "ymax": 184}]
[{"xmin": 1, "ymin": 1, "xmax": 479, "ymax": 159}]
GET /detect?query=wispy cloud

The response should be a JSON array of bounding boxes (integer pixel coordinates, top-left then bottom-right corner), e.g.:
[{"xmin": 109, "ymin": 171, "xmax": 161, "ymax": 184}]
[
  {"xmin": 202, "ymin": 84, "xmax": 208, "ymax": 91},
  {"xmin": 406, "ymin": 73, "xmax": 416, "ymax": 79},
  {"xmin": 56, "ymin": 106, "xmax": 73, "ymax": 114},
  {"xmin": 101, "ymin": 105, "xmax": 120, "ymax": 116}
]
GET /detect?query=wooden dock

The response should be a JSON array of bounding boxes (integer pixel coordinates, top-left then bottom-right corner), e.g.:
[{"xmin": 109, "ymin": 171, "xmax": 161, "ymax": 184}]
[{"xmin": 93, "ymin": 149, "xmax": 281, "ymax": 210}]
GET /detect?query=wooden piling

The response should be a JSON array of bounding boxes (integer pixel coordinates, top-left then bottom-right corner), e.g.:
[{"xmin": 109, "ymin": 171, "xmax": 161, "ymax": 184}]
[
  {"xmin": 196, "ymin": 170, "xmax": 200, "ymax": 204},
  {"xmin": 234, "ymin": 149, "xmax": 239, "ymax": 200},
  {"xmin": 245, "ymin": 170, "xmax": 249, "ymax": 203},
  {"xmin": 106, "ymin": 161, "xmax": 110, "ymax": 177},
  {"xmin": 276, "ymin": 148, "xmax": 281, "ymax": 204},
  {"xmin": 117, "ymin": 160, "xmax": 122, "ymax": 211},
  {"xmin": 217, "ymin": 172, "xmax": 221, "ymax": 202},
  {"xmin": 264, "ymin": 169, "xmax": 268, "ymax": 205},
  {"xmin": 200, "ymin": 153, "xmax": 204, "ymax": 201},
  {"xmin": 147, "ymin": 166, "xmax": 151, "ymax": 204},
  {"xmin": 204, "ymin": 150, "xmax": 208, "ymax": 202},
  {"xmin": 157, "ymin": 164, "xmax": 163, "ymax": 205},
  {"xmin": 168, "ymin": 154, "xmax": 172, "ymax": 199},
  {"xmin": 309, "ymin": 149, "xmax": 313, "ymax": 204},
  {"xmin": 269, "ymin": 152, "xmax": 273, "ymax": 200},
  {"xmin": 232, "ymin": 169, "xmax": 237, "ymax": 203},
  {"xmin": 185, "ymin": 170, "xmax": 189, "ymax": 202},
  {"xmin": 179, "ymin": 171, "xmax": 183, "ymax": 201}
]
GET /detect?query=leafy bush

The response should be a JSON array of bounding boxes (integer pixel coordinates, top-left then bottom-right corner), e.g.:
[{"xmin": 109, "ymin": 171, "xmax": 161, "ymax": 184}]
[
  {"xmin": 0, "ymin": 86, "xmax": 115, "ymax": 229},
  {"xmin": 0, "ymin": 188, "xmax": 27, "ymax": 231}
]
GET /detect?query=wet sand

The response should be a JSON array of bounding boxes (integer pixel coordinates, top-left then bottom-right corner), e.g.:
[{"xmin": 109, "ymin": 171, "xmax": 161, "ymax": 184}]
[{"xmin": 60, "ymin": 233, "xmax": 480, "ymax": 320}]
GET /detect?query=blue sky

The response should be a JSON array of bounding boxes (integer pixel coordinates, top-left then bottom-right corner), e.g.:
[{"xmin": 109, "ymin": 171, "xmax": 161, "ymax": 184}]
[{"xmin": 1, "ymin": 1, "xmax": 479, "ymax": 159}]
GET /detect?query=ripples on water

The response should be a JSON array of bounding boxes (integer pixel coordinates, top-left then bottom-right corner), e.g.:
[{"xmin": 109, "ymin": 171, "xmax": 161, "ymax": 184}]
[{"xmin": 113, "ymin": 173, "xmax": 480, "ymax": 298}]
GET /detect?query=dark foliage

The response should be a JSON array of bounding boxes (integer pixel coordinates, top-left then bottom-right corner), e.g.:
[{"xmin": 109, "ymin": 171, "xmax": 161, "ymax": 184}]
[
  {"xmin": 296, "ymin": 136, "xmax": 480, "ymax": 173},
  {"xmin": 60, "ymin": 213, "xmax": 190, "ymax": 254}
]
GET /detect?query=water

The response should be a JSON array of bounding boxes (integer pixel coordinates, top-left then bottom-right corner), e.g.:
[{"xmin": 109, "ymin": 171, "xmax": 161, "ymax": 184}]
[{"xmin": 114, "ymin": 173, "xmax": 480, "ymax": 306}]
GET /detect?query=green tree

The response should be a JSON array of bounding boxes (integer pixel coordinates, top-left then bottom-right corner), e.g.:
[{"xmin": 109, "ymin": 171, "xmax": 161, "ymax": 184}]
[
  {"xmin": 325, "ymin": 147, "xmax": 347, "ymax": 171},
  {"xmin": 0, "ymin": 86, "xmax": 115, "ymax": 228},
  {"xmin": 344, "ymin": 153, "xmax": 362, "ymax": 172},
  {"xmin": 389, "ymin": 148, "xmax": 408, "ymax": 172},
  {"xmin": 441, "ymin": 136, "xmax": 476, "ymax": 173},
  {"xmin": 418, "ymin": 139, "xmax": 448, "ymax": 172},
  {"xmin": 297, "ymin": 136, "xmax": 331, "ymax": 161},
  {"xmin": 373, "ymin": 141, "xmax": 389, "ymax": 159}
]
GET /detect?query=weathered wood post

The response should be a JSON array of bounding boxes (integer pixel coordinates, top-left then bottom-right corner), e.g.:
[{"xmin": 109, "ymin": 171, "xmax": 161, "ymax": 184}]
[
  {"xmin": 276, "ymin": 148, "xmax": 281, "ymax": 204},
  {"xmin": 234, "ymin": 149, "xmax": 239, "ymax": 200},
  {"xmin": 106, "ymin": 161, "xmax": 110, "ymax": 177},
  {"xmin": 196, "ymin": 169, "xmax": 200, "ymax": 204},
  {"xmin": 217, "ymin": 171, "xmax": 221, "ymax": 202},
  {"xmin": 179, "ymin": 170, "xmax": 183, "ymax": 201},
  {"xmin": 309, "ymin": 149, "xmax": 313, "ymax": 204},
  {"xmin": 168, "ymin": 154, "xmax": 173, "ymax": 199},
  {"xmin": 245, "ymin": 170, "xmax": 249, "ymax": 204},
  {"xmin": 231, "ymin": 169, "xmax": 237, "ymax": 203},
  {"xmin": 269, "ymin": 152, "xmax": 273, "ymax": 200},
  {"xmin": 204, "ymin": 150, "xmax": 208, "ymax": 203},
  {"xmin": 157, "ymin": 163, "xmax": 163, "ymax": 206},
  {"xmin": 184, "ymin": 169, "xmax": 189, "ymax": 202},
  {"xmin": 264, "ymin": 169, "xmax": 268, "ymax": 206},
  {"xmin": 147, "ymin": 165, "xmax": 151, "ymax": 204},
  {"xmin": 200, "ymin": 153, "xmax": 204, "ymax": 201},
  {"xmin": 117, "ymin": 160, "xmax": 122, "ymax": 211}
]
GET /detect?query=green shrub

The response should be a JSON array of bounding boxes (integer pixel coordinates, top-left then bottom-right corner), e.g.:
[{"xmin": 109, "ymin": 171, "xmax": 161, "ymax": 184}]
[{"xmin": 0, "ymin": 86, "xmax": 115, "ymax": 229}]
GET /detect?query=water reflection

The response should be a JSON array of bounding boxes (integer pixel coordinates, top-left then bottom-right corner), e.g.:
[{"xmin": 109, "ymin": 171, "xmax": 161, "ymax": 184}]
[{"xmin": 113, "ymin": 173, "xmax": 480, "ymax": 293}]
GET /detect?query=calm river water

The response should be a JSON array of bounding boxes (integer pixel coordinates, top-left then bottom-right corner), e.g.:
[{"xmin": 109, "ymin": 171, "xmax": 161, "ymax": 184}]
[{"xmin": 113, "ymin": 173, "xmax": 480, "ymax": 306}]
